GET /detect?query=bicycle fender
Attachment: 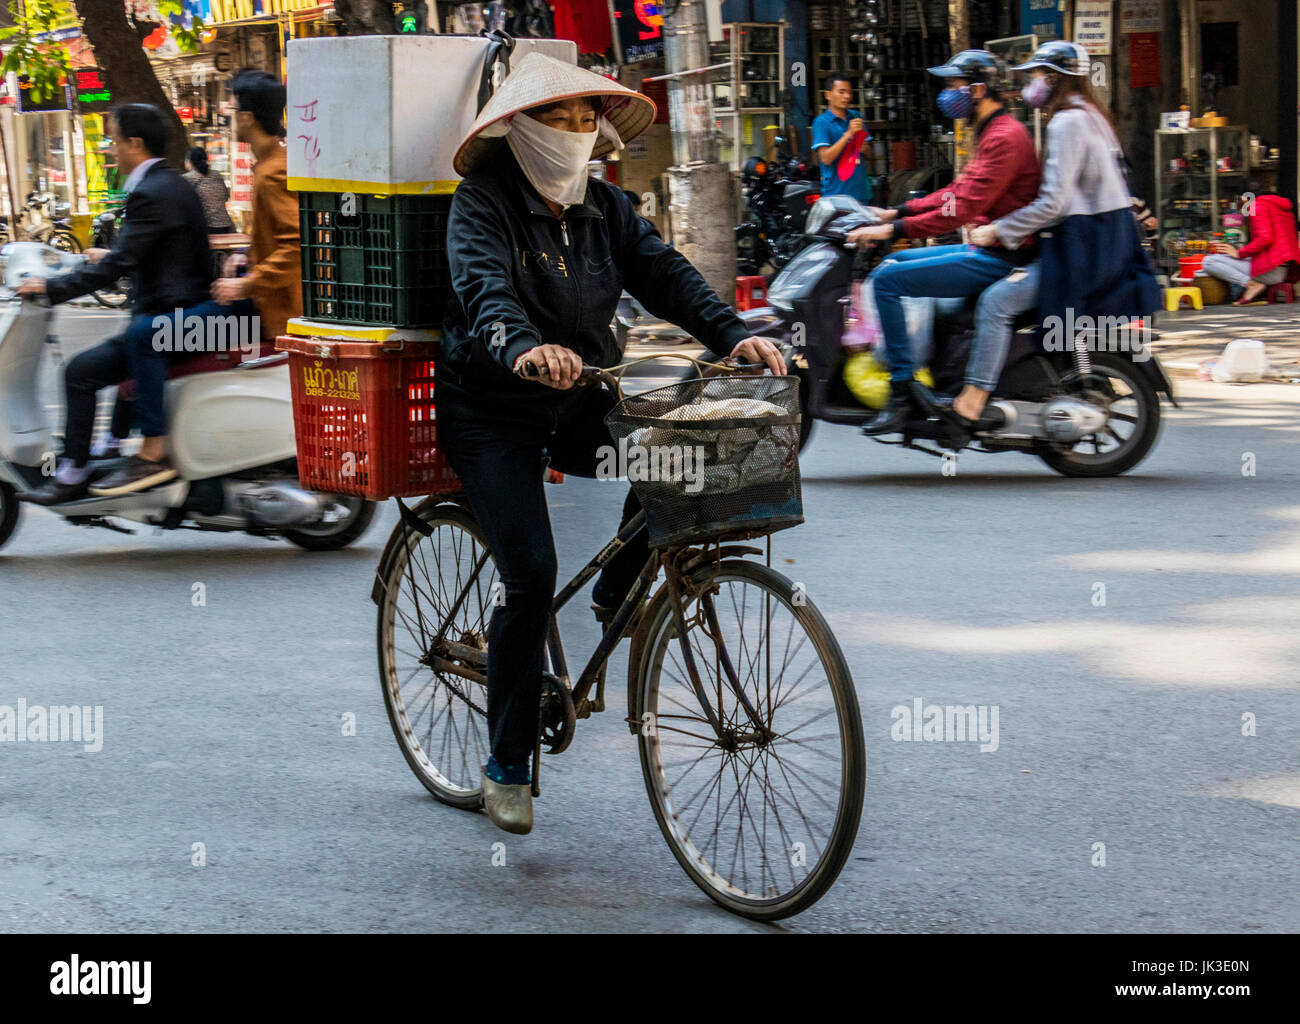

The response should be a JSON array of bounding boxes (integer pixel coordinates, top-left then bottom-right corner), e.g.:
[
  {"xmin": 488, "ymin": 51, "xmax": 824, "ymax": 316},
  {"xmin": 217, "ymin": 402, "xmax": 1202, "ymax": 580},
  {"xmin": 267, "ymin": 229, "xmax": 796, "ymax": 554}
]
[{"xmin": 370, "ymin": 496, "xmax": 466, "ymax": 605}]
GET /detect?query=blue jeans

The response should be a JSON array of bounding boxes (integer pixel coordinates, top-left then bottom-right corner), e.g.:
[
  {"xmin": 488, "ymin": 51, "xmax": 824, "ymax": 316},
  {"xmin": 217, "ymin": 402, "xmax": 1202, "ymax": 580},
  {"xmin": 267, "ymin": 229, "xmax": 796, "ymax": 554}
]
[
  {"xmin": 872, "ymin": 244, "xmax": 1018, "ymax": 382},
  {"xmin": 123, "ymin": 298, "xmax": 258, "ymax": 437},
  {"xmin": 969, "ymin": 261, "xmax": 1040, "ymax": 390}
]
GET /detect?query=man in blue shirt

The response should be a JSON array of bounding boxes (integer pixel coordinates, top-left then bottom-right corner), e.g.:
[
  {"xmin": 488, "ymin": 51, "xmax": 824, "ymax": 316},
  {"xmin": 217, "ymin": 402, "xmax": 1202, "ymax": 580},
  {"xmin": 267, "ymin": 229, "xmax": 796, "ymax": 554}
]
[{"xmin": 811, "ymin": 73, "xmax": 873, "ymax": 202}]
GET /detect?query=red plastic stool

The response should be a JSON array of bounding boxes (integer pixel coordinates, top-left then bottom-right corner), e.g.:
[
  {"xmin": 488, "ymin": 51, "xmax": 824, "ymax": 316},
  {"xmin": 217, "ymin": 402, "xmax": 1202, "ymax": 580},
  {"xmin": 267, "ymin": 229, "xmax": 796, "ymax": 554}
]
[
  {"xmin": 736, "ymin": 275, "xmax": 766, "ymax": 311},
  {"xmin": 1267, "ymin": 282, "xmax": 1295, "ymax": 304}
]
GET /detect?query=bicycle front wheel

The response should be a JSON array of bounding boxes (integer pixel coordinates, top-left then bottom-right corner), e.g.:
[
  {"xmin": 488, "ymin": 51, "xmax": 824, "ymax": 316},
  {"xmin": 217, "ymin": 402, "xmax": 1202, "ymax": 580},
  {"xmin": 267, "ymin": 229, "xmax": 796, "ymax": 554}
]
[
  {"xmin": 631, "ymin": 558, "xmax": 865, "ymax": 921},
  {"xmin": 376, "ymin": 501, "xmax": 497, "ymax": 808}
]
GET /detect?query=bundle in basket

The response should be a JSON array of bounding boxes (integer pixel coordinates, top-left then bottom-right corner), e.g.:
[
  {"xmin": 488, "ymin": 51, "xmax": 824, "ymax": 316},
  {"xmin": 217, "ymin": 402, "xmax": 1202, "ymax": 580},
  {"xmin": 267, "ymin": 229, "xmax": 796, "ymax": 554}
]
[
  {"xmin": 605, "ymin": 376, "xmax": 804, "ymax": 549},
  {"xmin": 276, "ymin": 334, "xmax": 460, "ymax": 501}
]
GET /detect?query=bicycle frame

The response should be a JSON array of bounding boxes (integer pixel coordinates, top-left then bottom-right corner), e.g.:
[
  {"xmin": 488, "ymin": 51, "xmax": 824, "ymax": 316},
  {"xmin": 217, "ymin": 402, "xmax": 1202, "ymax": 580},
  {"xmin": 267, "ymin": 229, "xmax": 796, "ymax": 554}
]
[
  {"xmin": 420, "ymin": 506, "xmax": 657, "ymax": 716},
  {"xmin": 414, "ymin": 502, "xmax": 773, "ymax": 744}
]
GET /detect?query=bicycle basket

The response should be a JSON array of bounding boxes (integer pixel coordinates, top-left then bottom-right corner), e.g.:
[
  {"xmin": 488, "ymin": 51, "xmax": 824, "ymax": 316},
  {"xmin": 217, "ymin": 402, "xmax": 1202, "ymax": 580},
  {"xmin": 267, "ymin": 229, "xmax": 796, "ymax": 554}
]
[{"xmin": 605, "ymin": 375, "xmax": 803, "ymax": 548}]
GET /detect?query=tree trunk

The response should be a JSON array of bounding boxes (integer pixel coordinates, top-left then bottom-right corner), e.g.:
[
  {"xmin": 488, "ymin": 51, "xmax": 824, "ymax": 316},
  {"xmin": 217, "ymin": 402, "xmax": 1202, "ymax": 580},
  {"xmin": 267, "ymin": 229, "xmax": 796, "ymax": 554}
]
[
  {"xmin": 73, "ymin": 1, "xmax": 189, "ymax": 168},
  {"xmin": 948, "ymin": 0, "xmax": 969, "ymax": 56}
]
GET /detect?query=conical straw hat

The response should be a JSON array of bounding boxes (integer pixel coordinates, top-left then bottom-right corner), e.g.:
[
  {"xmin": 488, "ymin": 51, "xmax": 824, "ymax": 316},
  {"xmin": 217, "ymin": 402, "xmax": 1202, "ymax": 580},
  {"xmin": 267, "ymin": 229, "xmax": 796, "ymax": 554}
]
[{"xmin": 453, "ymin": 51, "xmax": 657, "ymax": 177}]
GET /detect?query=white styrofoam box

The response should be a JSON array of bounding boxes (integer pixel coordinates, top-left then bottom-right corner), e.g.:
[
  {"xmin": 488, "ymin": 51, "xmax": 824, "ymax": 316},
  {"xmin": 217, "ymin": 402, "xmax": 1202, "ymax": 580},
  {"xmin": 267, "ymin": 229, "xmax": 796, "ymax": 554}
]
[
  {"xmin": 286, "ymin": 35, "xmax": 577, "ymax": 193},
  {"xmin": 1211, "ymin": 339, "xmax": 1269, "ymax": 382}
]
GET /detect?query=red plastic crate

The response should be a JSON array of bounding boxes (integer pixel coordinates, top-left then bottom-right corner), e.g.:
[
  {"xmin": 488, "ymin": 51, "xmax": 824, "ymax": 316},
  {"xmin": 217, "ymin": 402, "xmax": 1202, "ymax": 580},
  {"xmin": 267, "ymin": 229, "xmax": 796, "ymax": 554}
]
[
  {"xmin": 275, "ymin": 334, "xmax": 460, "ymax": 500},
  {"xmin": 736, "ymin": 275, "xmax": 767, "ymax": 311}
]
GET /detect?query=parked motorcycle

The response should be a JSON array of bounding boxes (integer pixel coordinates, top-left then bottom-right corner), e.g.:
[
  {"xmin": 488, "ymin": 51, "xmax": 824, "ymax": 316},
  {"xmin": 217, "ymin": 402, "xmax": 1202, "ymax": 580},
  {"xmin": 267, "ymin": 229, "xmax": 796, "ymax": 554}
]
[
  {"xmin": 765, "ymin": 196, "xmax": 1176, "ymax": 476},
  {"xmin": 0, "ymin": 242, "xmax": 375, "ymax": 551},
  {"xmin": 89, "ymin": 205, "xmax": 131, "ymax": 309},
  {"xmin": 735, "ymin": 145, "xmax": 820, "ymax": 278},
  {"xmin": 0, "ymin": 191, "xmax": 82, "ymax": 253}
]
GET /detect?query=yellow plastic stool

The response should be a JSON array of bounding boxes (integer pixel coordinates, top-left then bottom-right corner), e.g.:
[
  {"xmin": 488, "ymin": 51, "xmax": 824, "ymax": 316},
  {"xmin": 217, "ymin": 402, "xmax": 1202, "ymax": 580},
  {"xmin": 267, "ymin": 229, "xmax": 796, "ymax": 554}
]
[{"xmin": 1164, "ymin": 286, "xmax": 1203, "ymax": 311}]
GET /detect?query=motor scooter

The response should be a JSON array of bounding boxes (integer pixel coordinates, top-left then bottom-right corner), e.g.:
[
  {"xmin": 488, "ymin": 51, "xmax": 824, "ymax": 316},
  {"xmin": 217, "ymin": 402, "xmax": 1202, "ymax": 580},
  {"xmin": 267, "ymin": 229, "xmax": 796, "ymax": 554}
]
[
  {"xmin": 0, "ymin": 242, "xmax": 375, "ymax": 551},
  {"xmin": 766, "ymin": 196, "xmax": 1178, "ymax": 476}
]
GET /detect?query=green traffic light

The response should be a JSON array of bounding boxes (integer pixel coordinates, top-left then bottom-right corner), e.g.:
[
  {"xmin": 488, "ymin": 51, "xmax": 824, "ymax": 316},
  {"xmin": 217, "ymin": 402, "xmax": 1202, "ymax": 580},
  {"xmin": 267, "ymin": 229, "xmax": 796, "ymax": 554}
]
[{"xmin": 400, "ymin": 14, "xmax": 418, "ymax": 32}]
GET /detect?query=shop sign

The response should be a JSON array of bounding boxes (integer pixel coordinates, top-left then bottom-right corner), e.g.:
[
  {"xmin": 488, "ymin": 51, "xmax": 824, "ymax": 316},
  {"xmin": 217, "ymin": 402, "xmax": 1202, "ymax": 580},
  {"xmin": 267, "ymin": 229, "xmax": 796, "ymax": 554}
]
[
  {"xmin": 230, "ymin": 140, "xmax": 254, "ymax": 209},
  {"xmin": 1020, "ymin": 0, "xmax": 1064, "ymax": 42},
  {"xmin": 614, "ymin": 1, "xmax": 666, "ymax": 64},
  {"xmin": 1129, "ymin": 31, "xmax": 1160, "ymax": 88},
  {"xmin": 16, "ymin": 74, "xmax": 71, "ymax": 113},
  {"xmin": 74, "ymin": 68, "xmax": 113, "ymax": 114},
  {"xmin": 1119, "ymin": 0, "xmax": 1162, "ymax": 34},
  {"xmin": 1073, "ymin": 1, "xmax": 1112, "ymax": 56}
]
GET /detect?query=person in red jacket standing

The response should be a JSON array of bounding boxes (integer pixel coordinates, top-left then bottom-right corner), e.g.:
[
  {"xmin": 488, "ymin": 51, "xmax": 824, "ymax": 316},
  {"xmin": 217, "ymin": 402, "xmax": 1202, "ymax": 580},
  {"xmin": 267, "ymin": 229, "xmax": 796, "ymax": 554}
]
[
  {"xmin": 1199, "ymin": 185, "xmax": 1300, "ymax": 305},
  {"xmin": 847, "ymin": 50, "xmax": 1041, "ymax": 435}
]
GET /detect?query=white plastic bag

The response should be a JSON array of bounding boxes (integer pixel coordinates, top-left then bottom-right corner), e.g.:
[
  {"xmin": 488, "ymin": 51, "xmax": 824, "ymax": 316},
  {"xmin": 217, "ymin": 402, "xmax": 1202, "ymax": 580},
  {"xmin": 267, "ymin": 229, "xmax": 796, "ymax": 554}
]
[
  {"xmin": 841, "ymin": 276, "xmax": 935, "ymax": 366},
  {"xmin": 1211, "ymin": 339, "xmax": 1268, "ymax": 382}
]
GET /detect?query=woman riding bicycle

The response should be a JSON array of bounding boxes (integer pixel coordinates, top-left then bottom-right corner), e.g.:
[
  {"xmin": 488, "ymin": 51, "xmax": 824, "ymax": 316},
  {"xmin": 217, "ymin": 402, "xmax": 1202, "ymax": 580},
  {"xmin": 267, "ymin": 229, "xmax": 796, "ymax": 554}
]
[{"xmin": 438, "ymin": 53, "xmax": 784, "ymax": 835}]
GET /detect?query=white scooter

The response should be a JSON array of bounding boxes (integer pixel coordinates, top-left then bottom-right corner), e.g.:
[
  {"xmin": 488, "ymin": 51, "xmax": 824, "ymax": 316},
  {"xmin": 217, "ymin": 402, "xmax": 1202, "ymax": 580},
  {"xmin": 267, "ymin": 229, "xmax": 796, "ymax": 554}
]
[{"xmin": 0, "ymin": 242, "xmax": 375, "ymax": 551}]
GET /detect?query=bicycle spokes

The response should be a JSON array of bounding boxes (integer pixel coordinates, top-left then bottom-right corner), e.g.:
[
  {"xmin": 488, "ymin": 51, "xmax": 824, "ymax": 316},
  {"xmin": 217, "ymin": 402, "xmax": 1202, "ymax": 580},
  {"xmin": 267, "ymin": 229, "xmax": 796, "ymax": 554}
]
[
  {"xmin": 381, "ymin": 510, "xmax": 498, "ymax": 800},
  {"xmin": 640, "ymin": 566, "xmax": 860, "ymax": 911}
]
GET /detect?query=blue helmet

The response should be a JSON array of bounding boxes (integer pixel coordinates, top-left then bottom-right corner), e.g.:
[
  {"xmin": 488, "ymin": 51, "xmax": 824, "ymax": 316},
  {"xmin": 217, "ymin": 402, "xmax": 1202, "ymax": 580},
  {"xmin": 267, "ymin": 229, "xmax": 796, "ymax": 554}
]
[{"xmin": 927, "ymin": 49, "xmax": 1011, "ymax": 95}]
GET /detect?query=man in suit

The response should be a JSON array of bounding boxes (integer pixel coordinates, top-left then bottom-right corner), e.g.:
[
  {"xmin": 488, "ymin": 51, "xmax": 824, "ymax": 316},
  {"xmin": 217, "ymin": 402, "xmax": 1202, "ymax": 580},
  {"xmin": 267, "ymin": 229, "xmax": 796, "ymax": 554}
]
[{"xmin": 17, "ymin": 104, "xmax": 251, "ymax": 503}]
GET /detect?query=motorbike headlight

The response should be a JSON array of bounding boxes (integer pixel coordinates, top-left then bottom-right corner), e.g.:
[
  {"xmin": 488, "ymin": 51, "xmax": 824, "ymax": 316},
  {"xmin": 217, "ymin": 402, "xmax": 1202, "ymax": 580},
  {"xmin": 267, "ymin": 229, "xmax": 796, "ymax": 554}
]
[
  {"xmin": 768, "ymin": 244, "xmax": 839, "ymax": 311},
  {"xmin": 804, "ymin": 198, "xmax": 836, "ymax": 238}
]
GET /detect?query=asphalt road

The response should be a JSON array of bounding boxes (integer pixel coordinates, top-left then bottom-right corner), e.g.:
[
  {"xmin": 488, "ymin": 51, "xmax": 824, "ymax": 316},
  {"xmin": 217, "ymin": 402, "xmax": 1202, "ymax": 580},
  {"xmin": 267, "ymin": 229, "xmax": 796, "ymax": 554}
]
[{"xmin": 1, "ymin": 308, "xmax": 1297, "ymax": 933}]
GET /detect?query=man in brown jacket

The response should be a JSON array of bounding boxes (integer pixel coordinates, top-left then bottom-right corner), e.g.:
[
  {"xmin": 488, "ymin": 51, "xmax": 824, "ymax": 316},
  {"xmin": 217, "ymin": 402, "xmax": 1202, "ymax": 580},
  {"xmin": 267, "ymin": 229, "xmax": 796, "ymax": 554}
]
[{"xmin": 211, "ymin": 69, "xmax": 300, "ymax": 339}]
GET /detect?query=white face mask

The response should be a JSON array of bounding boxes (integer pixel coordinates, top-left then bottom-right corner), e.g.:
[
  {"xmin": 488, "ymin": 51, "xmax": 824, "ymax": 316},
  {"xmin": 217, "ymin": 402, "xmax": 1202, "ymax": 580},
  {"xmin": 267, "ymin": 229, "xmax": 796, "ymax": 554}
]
[{"xmin": 504, "ymin": 111, "xmax": 624, "ymax": 209}]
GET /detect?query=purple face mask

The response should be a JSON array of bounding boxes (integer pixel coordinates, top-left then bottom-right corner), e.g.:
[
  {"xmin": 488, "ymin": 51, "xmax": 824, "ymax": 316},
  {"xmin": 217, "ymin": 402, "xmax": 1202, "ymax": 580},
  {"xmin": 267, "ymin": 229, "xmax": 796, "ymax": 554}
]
[{"xmin": 1022, "ymin": 76, "xmax": 1053, "ymax": 108}]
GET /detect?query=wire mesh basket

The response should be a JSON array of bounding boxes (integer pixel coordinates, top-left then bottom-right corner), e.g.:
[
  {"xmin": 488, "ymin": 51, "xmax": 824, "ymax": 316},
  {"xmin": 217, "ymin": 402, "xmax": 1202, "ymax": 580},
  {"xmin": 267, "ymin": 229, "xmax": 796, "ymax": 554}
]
[{"xmin": 605, "ymin": 375, "xmax": 804, "ymax": 549}]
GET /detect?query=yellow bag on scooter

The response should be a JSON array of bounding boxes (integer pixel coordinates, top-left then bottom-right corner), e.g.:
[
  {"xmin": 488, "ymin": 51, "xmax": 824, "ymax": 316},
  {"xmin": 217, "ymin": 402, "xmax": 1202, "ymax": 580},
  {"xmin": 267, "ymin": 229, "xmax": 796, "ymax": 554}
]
[{"xmin": 843, "ymin": 350, "xmax": 934, "ymax": 409}]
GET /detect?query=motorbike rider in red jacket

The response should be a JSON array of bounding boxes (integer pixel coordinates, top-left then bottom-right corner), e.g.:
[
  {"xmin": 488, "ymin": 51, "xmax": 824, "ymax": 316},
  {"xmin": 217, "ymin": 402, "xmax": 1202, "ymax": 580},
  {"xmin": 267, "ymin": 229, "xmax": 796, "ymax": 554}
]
[{"xmin": 848, "ymin": 50, "xmax": 1041, "ymax": 435}]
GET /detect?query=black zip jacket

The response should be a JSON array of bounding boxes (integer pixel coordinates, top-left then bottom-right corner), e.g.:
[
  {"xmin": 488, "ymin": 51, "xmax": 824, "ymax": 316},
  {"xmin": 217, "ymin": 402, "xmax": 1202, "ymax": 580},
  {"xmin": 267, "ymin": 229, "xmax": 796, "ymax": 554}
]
[
  {"xmin": 45, "ymin": 161, "xmax": 212, "ymax": 315},
  {"xmin": 440, "ymin": 147, "xmax": 751, "ymax": 403}
]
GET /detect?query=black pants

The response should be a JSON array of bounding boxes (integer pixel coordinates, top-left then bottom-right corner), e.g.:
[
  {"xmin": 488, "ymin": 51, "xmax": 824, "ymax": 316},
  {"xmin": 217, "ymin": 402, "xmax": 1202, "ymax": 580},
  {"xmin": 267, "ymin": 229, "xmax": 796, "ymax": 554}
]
[
  {"xmin": 436, "ymin": 379, "xmax": 648, "ymax": 769},
  {"xmin": 63, "ymin": 335, "xmax": 130, "ymax": 466}
]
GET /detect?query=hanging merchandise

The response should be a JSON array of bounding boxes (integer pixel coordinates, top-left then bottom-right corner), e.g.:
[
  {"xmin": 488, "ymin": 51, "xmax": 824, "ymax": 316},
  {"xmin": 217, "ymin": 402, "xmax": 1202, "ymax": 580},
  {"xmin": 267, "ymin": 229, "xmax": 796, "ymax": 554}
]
[{"xmin": 552, "ymin": 0, "xmax": 613, "ymax": 55}]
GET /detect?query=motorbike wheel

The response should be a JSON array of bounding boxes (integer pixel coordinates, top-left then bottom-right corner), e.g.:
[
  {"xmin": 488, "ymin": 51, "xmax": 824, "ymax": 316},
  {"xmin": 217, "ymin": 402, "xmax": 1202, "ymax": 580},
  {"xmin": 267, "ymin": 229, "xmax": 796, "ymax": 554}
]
[
  {"xmin": 1036, "ymin": 354, "xmax": 1161, "ymax": 478},
  {"xmin": 93, "ymin": 278, "xmax": 131, "ymax": 309},
  {"xmin": 49, "ymin": 230, "xmax": 82, "ymax": 254},
  {"xmin": 0, "ymin": 481, "xmax": 20, "ymax": 550},
  {"xmin": 283, "ymin": 496, "xmax": 376, "ymax": 550}
]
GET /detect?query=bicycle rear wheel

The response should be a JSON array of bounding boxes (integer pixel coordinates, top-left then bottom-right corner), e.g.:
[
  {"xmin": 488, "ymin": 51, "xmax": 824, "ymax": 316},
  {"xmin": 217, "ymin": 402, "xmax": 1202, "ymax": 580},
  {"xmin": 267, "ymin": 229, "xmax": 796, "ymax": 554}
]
[
  {"xmin": 630, "ymin": 558, "xmax": 865, "ymax": 920},
  {"xmin": 376, "ymin": 502, "xmax": 496, "ymax": 808}
]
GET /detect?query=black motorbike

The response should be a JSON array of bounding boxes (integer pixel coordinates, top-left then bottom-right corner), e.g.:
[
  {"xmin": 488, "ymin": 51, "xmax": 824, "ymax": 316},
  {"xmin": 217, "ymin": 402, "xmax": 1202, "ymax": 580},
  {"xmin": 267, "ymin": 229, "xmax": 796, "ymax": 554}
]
[
  {"xmin": 89, "ymin": 205, "xmax": 131, "ymax": 309},
  {"xmin": 735, "ymin": 146, "xmax": 820, "ymax": 279},
  {"xmin": 760, "ymin": 196, "xmax": 1176, "ymax": 476}
]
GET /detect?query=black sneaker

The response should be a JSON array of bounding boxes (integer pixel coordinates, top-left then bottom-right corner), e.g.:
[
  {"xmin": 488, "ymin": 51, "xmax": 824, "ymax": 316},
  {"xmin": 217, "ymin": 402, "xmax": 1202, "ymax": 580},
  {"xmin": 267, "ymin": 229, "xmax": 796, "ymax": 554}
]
[
  {"xmin": 592, "ymin": 597, "xmax": 648, "ymax": 639},
  {"xmin": 862, "ymin": 379, "xmax": 923, "ymax": 436},
  {"xmin": 88, "ymin": 455, "xmax": 178, "ymax": 497},
  {"xmin": 17, "ymin": 478, "xmax": 90, "ymax": 506}
]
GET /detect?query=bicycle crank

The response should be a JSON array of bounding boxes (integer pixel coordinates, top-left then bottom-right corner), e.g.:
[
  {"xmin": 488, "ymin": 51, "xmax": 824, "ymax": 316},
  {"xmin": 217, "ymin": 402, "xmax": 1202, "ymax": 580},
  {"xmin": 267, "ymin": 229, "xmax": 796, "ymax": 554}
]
[{"xmin": 538, "ymin": 674, "xmax": 577, "ymax": 755}]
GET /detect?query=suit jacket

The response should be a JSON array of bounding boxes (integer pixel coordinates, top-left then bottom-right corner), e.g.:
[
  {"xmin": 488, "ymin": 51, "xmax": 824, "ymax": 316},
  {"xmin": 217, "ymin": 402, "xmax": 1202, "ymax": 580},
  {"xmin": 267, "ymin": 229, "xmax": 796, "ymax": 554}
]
[
  {"xmin": 47, "ymin": 161, "xmax": 212, "ymax": 315},
  {"xmin": 242, "ymin": 142, "xmax": 301, "ymax": 340}
]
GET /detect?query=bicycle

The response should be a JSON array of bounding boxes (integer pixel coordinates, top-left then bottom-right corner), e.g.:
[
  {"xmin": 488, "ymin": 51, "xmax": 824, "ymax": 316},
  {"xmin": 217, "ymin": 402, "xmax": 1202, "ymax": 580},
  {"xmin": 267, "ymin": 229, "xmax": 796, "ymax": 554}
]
[{"xmin": 372, "ymin": 360, "xmax": 866, "ymax": 920}]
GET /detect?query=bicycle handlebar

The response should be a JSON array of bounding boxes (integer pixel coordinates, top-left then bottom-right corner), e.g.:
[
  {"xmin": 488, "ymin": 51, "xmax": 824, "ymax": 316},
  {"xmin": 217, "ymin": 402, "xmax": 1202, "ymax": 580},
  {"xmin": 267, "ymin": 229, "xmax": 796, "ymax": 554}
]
[{"xmin": 519, "ymin": 357, "xmax": 771, "ymax": 396}]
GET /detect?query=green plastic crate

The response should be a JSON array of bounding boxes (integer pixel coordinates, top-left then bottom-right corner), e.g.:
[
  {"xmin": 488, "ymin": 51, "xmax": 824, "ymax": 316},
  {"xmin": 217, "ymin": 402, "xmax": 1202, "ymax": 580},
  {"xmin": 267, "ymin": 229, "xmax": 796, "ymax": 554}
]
[{"xmin": 299, "ymin": 192, "xmax": 453, "ymax": 327}]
